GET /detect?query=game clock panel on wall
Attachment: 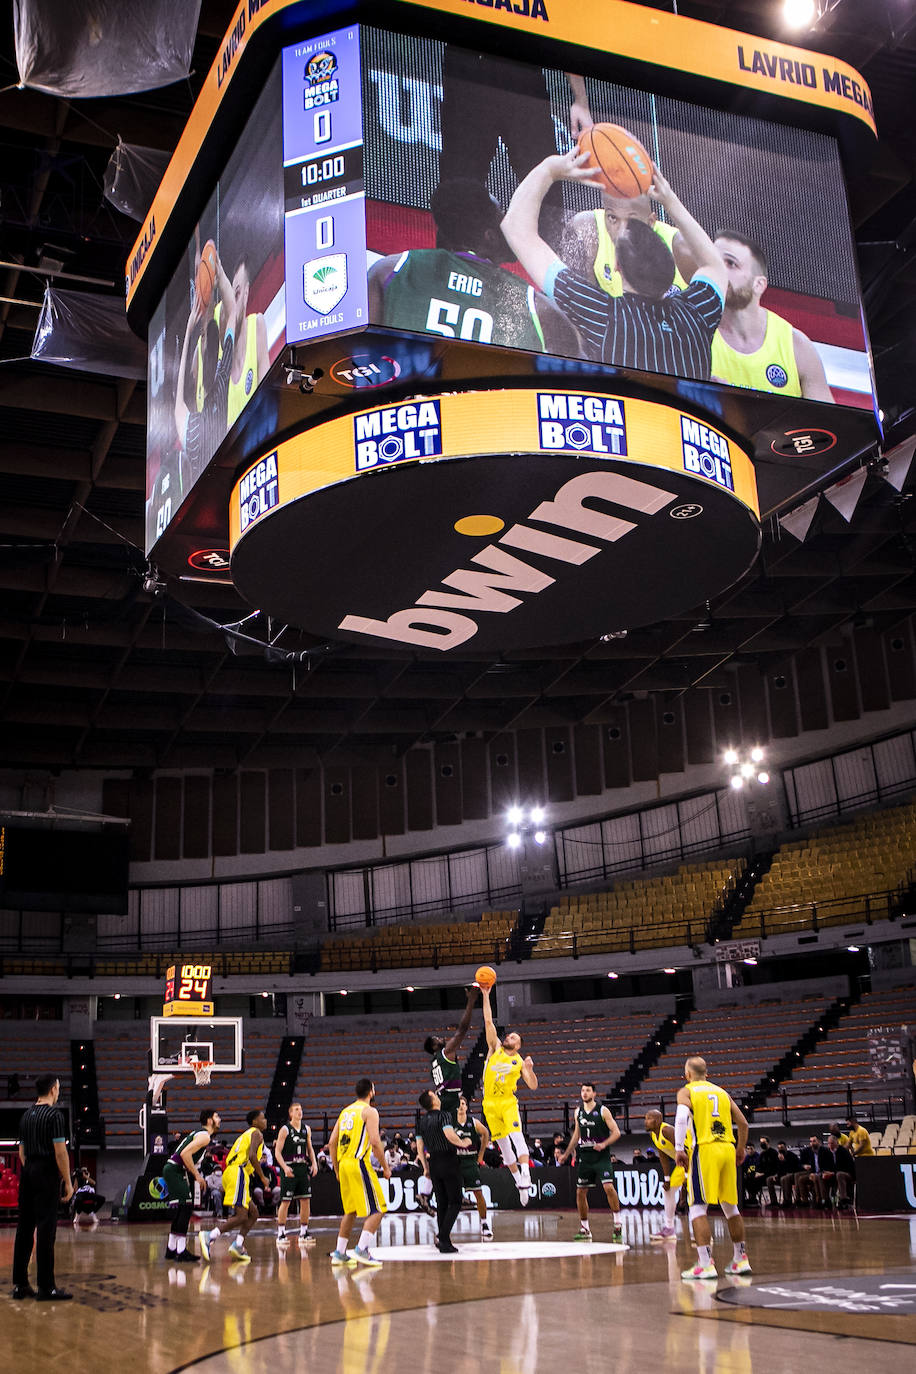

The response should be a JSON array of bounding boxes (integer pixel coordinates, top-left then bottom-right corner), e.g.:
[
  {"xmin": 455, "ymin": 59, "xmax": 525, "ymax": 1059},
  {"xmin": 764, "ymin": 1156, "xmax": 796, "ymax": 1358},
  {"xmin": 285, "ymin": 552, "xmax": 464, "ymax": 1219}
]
[{"xmin": 163, "ymin": 961, "xmax": 215, "ymax": 1017}]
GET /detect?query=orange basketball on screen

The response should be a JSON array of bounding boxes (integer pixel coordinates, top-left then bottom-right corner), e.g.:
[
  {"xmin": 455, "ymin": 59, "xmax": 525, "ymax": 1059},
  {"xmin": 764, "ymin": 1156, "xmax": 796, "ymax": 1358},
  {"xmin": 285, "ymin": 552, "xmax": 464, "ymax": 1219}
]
[
  {"xmin": 196, "ymin": 239, "xmax": 218, "ymax": 307},
  {"xmin": 475, "ymin": 965, "xmax": 497, "ymax": 989},
  {"xmin": 577, "ymin": 123, "xmax": 653, "ymax": 199}
]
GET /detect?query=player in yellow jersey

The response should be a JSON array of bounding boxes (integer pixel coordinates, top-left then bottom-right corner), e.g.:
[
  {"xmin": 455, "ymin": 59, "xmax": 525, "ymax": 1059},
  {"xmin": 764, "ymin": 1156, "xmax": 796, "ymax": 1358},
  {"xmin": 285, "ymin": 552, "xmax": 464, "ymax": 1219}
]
[
  {"xmin": 480, "ymin": 983, "xmax": 538, "ymax": 1205},
  {"xmin": 644, "ymin": 1108, "xmax": 690, "ymax": 1243},
  {"xmin": 678, "ymin": 229, "xmax": 833, "ymax": 400},
  {"xmin": 328, "ymin": 1078, "xmax": 391, "ymax": 1268},
  {"xmin": 563, "ymin": 190, "xmax": 688, "ymax": 298},
  {"xmin": 674, "ymin": 1057, "xmax": 752, "ymax": 1280},
  {"xmin": 200, "ymin": 1108, "xmax": 269, "ymax": 1263}
]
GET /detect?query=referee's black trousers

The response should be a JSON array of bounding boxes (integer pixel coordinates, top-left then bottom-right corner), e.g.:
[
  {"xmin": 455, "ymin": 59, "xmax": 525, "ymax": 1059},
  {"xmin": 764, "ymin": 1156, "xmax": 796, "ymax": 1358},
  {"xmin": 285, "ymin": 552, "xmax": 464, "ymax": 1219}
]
[
  {"xmin": 13, "ymin": 1161, "xmax": 60, "ymax": 1291},
  {"xmin": 429, "ymin": 1154, "xmax": 463, "ymax": 1246}
]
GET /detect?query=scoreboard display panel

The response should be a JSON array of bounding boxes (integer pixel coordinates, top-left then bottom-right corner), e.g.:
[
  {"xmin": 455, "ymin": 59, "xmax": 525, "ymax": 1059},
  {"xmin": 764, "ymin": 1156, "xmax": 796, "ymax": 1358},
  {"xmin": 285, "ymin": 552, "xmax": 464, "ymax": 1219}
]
[{"xmin": 163, "ymin": 960, "xmax": 215, "ymax": 1017}]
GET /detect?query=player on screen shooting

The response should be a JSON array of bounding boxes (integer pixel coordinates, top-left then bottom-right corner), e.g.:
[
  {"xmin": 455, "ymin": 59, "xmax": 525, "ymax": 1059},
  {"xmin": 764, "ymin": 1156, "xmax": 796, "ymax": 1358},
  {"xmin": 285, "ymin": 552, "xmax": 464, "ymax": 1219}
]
[
  {"xmin": 174, "ymin": 244, "xmax": 238, "ymax": 491},
  {"xmin": 502, "ymin": 152, "xmax": 727, "ymax": 380},
  {"xmin": 368, "ymin": 179, "xmax": 578, "ymax": 356},
  {"xmin": 480, "ymin": 983, "xmax": 538, "ymax": 1205},
  {"xmin": 563, "ymin": 189, "xmax": 688, "ymax": 298}
]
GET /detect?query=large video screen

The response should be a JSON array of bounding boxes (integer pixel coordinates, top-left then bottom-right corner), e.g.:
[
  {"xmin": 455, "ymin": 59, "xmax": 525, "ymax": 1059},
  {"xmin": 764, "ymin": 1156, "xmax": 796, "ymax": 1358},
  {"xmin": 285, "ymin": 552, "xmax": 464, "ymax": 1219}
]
[
  {"xmin": 362, "ymin": 29, "xmax": 874, "ymax": 411},
  {"xmin": 145, "ymin": 57, "xmax": 286, "ymax": 553}
]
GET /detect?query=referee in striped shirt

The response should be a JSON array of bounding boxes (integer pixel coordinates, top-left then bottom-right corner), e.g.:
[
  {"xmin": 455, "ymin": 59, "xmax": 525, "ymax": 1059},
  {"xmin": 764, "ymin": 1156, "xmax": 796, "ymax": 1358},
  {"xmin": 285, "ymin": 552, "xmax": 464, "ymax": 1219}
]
[
  {"xmin": 12, "ymin": 1073, "xmax": 74, "ymax": 1301},
  {"xmin": 417, "ymin": 1090, "xmax": 466, "ymax": 1253},
  {"xmin": 502, "ymin": 151, "xmax": 727, "ymax": 382}
]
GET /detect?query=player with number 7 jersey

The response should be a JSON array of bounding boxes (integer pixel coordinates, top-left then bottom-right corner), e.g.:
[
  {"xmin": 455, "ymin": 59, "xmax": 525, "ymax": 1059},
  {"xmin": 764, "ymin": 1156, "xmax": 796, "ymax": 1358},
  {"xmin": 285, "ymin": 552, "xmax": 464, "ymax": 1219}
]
[{"xmin": 675, "ymin": 1056, "xmax": 751, "ymax": 1281}]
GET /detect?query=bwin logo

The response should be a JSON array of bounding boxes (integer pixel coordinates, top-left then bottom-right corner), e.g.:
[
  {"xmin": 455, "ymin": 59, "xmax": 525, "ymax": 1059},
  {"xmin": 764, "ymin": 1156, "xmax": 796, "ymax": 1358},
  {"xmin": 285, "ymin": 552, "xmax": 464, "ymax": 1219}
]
[{"xmin": 339, "ymin": 469, "xmax": 675, "ymax": 651}]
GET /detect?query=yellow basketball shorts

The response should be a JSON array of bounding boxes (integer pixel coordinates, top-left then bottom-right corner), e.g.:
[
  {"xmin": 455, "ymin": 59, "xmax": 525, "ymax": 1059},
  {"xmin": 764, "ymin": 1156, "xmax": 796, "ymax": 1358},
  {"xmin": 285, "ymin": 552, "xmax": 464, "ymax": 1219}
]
[
  {"xmin": 222, "ymin": 1163, "xmax": 251, "ymax": 1211},
  {"xmin": 687, "ymin": 1141, "xmax": 737, "ymax": 1208},
  {"xmin": 339, "ymin": 1157, "xmax": 387, "ymax": 1218},
  {"xmin": 482, "ymin": 1097, "xmax": 522, "ymax": 1140}
]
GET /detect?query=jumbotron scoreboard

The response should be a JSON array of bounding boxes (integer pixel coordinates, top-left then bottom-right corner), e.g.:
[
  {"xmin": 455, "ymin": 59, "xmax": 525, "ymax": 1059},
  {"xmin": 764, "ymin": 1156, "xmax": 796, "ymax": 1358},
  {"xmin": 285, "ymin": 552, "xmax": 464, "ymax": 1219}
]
[
  {"xmin": 130, "ymin": 0, "xmax": 880, "ymax": 657},
  {"xmin": 163, "ymin": 960, "xmax": 214, "ymax": 1017}
]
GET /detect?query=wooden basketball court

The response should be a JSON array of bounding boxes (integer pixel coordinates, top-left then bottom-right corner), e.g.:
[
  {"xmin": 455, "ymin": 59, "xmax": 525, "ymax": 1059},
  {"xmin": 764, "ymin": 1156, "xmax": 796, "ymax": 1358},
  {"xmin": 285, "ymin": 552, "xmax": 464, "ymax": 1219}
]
[{"xmin": 4, "ymin": 1207, "xmax": 914, "ymax": 1371}]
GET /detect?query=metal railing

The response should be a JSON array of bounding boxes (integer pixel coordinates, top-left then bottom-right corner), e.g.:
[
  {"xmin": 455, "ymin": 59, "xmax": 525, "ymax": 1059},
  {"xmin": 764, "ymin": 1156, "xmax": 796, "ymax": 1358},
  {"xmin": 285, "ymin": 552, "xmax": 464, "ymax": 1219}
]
[{"xmin": 733, "ymin": 884, "xmax": 911, "ymax": 941}]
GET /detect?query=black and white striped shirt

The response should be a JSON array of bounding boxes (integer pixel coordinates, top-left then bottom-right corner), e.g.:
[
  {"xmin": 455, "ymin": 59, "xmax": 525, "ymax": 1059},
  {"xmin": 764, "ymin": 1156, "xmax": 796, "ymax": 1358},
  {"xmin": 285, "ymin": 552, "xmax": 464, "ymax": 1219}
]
[
  {"xmin": 417, "ymin": 1109, "xmax": 457, "ymax": 1157},
  {"xmin": 546, "ymin": 264, "xmax": 724, "ymax": 381},
  {"xmin": 19, "ymin": 1102, "xmax": 66, "ymax": 1162}
]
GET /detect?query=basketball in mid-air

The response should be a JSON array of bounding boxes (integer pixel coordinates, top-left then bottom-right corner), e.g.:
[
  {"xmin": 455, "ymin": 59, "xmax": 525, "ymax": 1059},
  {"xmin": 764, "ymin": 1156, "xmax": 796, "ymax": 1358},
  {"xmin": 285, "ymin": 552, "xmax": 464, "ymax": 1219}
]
[
  {"xmin": 196, "ymin": 239, "xmax": 218, "ymax": 306},
  {"xmin": 577, "ymin": 123, "xmax": 653, "ymax": 199},
  {"xmin": 475, "ymin": 965, "xmax": 497, "ymax": 989}
]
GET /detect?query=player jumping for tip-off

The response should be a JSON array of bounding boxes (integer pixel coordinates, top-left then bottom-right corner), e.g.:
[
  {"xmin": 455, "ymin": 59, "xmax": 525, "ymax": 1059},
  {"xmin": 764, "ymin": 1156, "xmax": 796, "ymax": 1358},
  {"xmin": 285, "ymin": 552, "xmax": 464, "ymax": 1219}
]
[
  {"xmin": 480, "ymin": 983, "xmax": 538, "ymax": 1205},
  {"xmin": 420, "ymin": 984, "xmax": 478, "ymax": 1213}
]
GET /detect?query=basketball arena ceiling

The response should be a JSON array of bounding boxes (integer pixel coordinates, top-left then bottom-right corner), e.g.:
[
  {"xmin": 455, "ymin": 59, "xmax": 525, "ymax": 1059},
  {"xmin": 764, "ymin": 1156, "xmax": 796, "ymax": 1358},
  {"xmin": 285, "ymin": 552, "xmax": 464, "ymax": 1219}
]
[{"xmin": 0, "ymin": 0, "xmax": 915, "ymax": 774}]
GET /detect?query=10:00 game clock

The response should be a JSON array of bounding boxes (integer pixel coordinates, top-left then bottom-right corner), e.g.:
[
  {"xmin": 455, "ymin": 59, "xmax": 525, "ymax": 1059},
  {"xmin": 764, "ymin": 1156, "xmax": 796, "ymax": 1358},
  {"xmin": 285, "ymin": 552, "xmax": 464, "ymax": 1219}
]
[{"xmin": 163, "ymin": 961, "xmax": 215, "ymax": 1017}]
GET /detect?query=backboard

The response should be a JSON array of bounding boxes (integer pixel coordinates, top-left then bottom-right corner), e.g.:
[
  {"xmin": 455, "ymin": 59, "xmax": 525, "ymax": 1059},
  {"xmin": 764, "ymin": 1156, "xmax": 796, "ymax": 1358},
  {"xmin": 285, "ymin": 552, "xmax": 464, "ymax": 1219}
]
[{"xmin": 150, "ymin": 1015, "xmax": 243, "ymax": 1073}]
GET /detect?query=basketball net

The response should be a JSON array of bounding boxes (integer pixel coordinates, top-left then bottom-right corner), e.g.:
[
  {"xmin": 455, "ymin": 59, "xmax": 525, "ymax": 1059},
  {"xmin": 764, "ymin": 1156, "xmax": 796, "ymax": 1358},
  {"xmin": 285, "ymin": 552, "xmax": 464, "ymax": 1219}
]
[{"xmin": 180, "ymin": 1055, "xmax": 213, "ymax": 1087}]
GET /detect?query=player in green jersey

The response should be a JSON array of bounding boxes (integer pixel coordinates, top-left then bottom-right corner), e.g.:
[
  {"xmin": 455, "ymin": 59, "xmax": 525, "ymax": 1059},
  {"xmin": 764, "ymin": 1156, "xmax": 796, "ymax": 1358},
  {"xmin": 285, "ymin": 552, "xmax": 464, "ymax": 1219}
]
[
  {"xmin": 559, "ymin": 1083, "xmax": 622, "ymax": 1243},
  {"xmin": 368, "ymin": 179, "xmax": 578, "ymax": 356},
  {"xmin": 275, "ymin": 1102, "xmax": 318, "ymax": 1249},
  {"xmin": 162, "ymin": 1106, "xmax": 220, "ymax": 1262},
  {"xmin": 421, "ymin": 984, "xmax": 479, "ymax": 1213}
]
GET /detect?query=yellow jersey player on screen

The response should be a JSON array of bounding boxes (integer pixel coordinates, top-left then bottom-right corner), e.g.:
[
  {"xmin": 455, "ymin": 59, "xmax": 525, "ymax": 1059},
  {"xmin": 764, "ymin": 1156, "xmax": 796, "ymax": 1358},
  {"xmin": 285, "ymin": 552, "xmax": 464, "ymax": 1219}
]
[
  {"xmin": 563, "ymin": 191, "xmax": 688, "ymax": 298},
  {"xmin": 644, "ymin": 1108, "xmax": 691, "ymax": 1244},
  {"xmin": 674, "ymin": 1057, "xmax": 752, "ymax": 1281},
  {"xmin": 678, "ymin": 229, "xmax": 834, "ymax": 401},
  {"xmin": 327, "ymin": 1077, "xmax": 391, "ymax": 1268},
  {"xmin": 480, "ymin": 983, "xmax": 538, "ymax": 1205}
]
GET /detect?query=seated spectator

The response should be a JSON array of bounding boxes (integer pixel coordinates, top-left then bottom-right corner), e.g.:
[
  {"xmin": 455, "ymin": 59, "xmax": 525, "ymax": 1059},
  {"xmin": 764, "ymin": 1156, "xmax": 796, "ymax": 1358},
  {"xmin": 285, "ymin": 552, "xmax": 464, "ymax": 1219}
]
[
  {"xmin": 741, "ymin": 1142, "xmax": 763, "ymax": 1205},
  {"xmin": 529, "ymin": 1138, "xmax": 547, "ymax": 1167},
  {"xmin": 253, "ymin": 1147, "xmax": 281, "ymax": 1215},
  {"xmin": 385, "ymin": 1142, "xmax": 408, "ymax": 1175},
  {"xmin": 845, "ymin": 1115, "xmax": 874, "ymax": 1157},
  {"xmin": 775, "ymin": 1141, "xmax": 800, "ymax": 1205},
  {"xmin": 758, "ymin": 1137, "xmax": 782, "ymax": 1208},
  {"xmin": 71, "ymin": 1167, "xmax": 105, "ymax": 1229},
  {"xmin": 794, "ymin": 1134, "xmax": 823, "ymax": 1205},
  {"xmin": 818, "ymin": 1133, "xmax": 855, "ymax": 1209},
  {"xmin": 552, "ymin": 1133, "xmax": 566, "ymax": 1166},
  {"xmin": 829, "ymin": 1121, "xmax": 851, "ymax": 1148}
]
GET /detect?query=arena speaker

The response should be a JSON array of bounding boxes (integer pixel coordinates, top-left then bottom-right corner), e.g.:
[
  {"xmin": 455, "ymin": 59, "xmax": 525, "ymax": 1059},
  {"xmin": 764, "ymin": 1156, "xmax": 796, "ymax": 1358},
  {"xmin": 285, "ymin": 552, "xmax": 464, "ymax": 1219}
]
[{"xmin": 291, "ymin": 871, "xmax": 330, "ymax": 944}]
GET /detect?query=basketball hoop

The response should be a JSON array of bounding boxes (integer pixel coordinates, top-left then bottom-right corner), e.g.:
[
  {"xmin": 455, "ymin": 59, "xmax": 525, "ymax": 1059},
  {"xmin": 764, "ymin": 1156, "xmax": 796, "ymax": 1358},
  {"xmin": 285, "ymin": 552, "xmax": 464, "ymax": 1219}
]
[{"xmin": 181, "ymin": 1056, "xmax": 213, "ymax": 1087}]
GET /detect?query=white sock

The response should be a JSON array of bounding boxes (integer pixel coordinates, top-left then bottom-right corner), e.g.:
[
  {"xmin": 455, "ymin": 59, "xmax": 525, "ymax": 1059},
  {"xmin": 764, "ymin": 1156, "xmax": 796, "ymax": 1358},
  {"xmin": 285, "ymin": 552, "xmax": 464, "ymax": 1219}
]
[
  {"xmin": 336, "ymin": 1232, "xmax": 349, "ymax": 1253},
  {"xmin": 579, "ymin": 1217, "xmax": 591, "ymax": 1231},
  {"xmin": 300, "ymin": 1225, "xmax": 308, "ymax": 1238},
  {"xmin": 357, "ymin": 1229, "xmax": 374, "ymax": 1252},
  {"xmin": 664, "ymin": 1188, "xmax": 678, "ymax": 1224},
  {"xmin": 277, "ymin": 1226, "xmax": 286, "ymax": 1237},
  {"xmin": 697, "ymin": 1245, "xmax": 712, "ymax": 1267},
  {"xmin": 166, "ymin": 1236, "xmax": 177, "ymax": 1252},
  {"xmin": 518, "ymin": 1162, "xmax": 531, "ymax": 1187},
  {"xmin": 733, "ymin": 1241, "xmax": 747, "ymax": 1261},
  {"xmin": 175, "ymin": 1235, "xmax": 186, "ymax": 1254}
]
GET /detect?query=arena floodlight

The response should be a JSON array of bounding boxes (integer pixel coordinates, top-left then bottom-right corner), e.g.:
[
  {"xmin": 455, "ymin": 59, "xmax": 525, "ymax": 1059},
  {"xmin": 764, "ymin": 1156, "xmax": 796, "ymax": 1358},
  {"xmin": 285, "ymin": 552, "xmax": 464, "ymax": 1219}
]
[
  {"xmin": 783, "ymin": 0, "xmax": 817, "ymax": 30},
  {"xmin": 533, "ymin": 829, "xmax": 547, "ymax": 845},
  {"xmin": 757, "ymin": 771, "xmax": 770, "ymax": 785},
  {"xmin": 730, "ymin": 774, "xmax": 744, "ymax": 790},
  {"xmin": 607, "ymin": 971, "xmax": 619, "ymax": 979},
  {"xmin": 847, "ymin": 945, "xmax": 860, "ymax": 953},
  {"xmin": 743, "ymin": 956, "xmax": 758, "ymax": 966},
  {"xmin": 740, "ymin": 761, "xmax": 754, "ymax": 779},
  {"xmin": 507, "ymin": 805, "xmax": 524, "ymax": 825},
  {"xmin": 750, "ymin": 747, "xmax": 764, "ymax": 763},
  {"xmin": 724, "ymin": 748, "xmax": 739, "ymax": 765},
  {"xmin": 530, "ymin": 805, "xmax": 545, "ymax": 824},
  {"xmin": 507, "ymin": 832, "xmax": 522, "ymax": 849}
]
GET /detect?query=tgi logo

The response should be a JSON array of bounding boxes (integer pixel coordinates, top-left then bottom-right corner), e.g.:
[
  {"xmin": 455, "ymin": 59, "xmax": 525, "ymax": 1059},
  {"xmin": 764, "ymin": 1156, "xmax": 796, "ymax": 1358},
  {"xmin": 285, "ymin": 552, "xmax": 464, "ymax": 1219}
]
[
  {"xmin": 537, "ymin": 392, "xmax": 627, "ymax": 456},
  {"xmin": 680, "ymin": 416, "xmax": 733, "ymax": 492},
  {"xmin": 239, "ymin": 452, "xmax": 279, "ymax": 533},
  {"xmin": 354, "ymin": 401, "xmax": 442, "ymax": 471}
]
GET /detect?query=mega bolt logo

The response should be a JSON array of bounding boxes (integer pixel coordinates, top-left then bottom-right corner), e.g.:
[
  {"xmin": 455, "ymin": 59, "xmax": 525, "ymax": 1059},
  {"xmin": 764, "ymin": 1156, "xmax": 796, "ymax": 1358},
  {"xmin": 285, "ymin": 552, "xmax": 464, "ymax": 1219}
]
[
  {"xmin": 239, "ymin": 452, "xmax": 279, "ymax": 533},
  {"xmin": 304, "ymin": 49, "xmax": 338, "ymax": 109},
  {"xmin": 354, "ymin": 400, "xmax": 442, "ymax": 470},
  {"xmin": 537, "ymin": 392, "xmax": 627, "ymax": 456},
  {"xmin": 680, "ymin": 416, "xmax": 734, "ymax": 492}
]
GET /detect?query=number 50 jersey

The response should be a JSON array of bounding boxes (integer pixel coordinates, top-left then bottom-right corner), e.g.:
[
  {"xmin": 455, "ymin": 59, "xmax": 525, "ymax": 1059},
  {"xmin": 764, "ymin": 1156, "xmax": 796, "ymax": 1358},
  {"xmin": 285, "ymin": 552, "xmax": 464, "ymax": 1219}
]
[{"xmin": 376, "ymin": 248, "xmax": 548, "ymax": 352}]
